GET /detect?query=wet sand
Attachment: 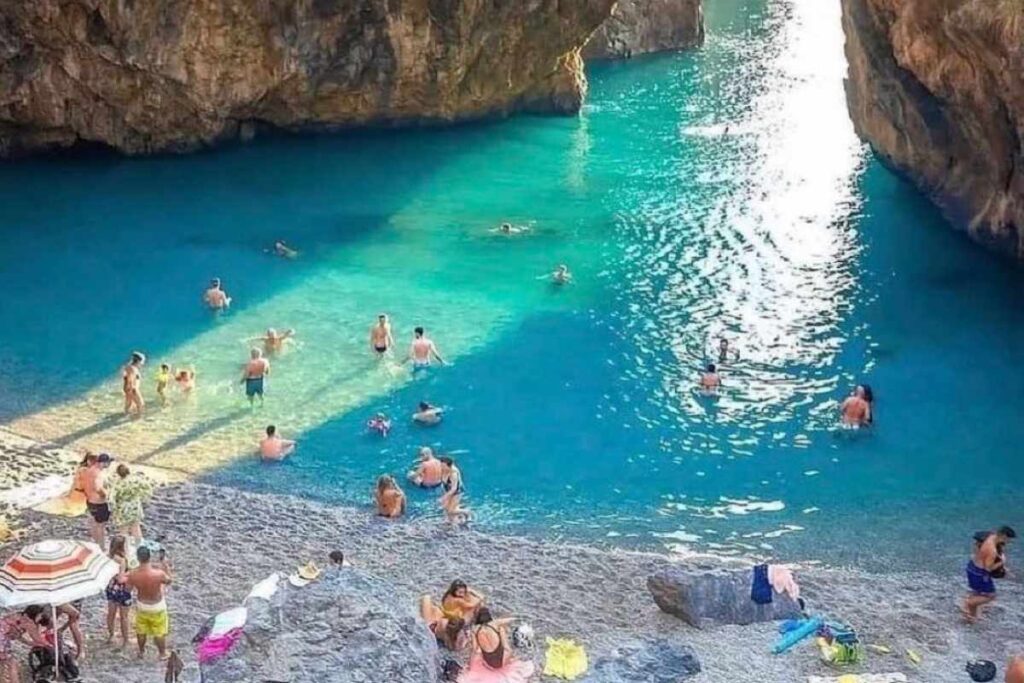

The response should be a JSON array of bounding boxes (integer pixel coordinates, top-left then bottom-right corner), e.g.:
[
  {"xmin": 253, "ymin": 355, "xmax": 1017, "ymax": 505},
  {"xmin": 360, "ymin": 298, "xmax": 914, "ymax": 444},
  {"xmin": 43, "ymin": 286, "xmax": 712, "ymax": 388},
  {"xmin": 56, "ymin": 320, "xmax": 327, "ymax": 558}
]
[{"xmin": 1, "ymin": 430, "xmax": 1022, "ymax": 683}]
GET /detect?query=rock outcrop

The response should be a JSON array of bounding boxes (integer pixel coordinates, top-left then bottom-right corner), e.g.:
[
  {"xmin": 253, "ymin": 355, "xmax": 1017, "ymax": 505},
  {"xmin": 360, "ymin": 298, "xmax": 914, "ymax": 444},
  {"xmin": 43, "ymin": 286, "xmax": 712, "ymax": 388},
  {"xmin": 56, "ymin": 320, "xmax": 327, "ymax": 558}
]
[
  {"xmin": 841, "ymin": 0, "xmax": 1024, "ymax": 258},
  {"xmin": 585, "ymin": 0, "xmax": 704, "ymax": 60},
  {"xmin": 584, "ymin": 636, "xmax": 701, "ymax": 682},
  {"xmin": 0, "ymin": 0, "xmax": 616, "ymax": 157},
  {"xmin": 648, "ymin": 566, "xmax": 802, "ymax": 629},
  {"xmin": 200, "ymin": 568, "xmax": 439, "ymax": 683}
]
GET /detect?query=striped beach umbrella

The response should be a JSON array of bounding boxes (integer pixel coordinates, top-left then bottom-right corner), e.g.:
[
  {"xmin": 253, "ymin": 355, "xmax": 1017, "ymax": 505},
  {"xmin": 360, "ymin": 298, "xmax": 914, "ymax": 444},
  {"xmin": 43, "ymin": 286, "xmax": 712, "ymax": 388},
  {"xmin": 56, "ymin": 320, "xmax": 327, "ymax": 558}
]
[{"xmin": 0, "ymin": 539, "xmax": 119, "ymax": 607}]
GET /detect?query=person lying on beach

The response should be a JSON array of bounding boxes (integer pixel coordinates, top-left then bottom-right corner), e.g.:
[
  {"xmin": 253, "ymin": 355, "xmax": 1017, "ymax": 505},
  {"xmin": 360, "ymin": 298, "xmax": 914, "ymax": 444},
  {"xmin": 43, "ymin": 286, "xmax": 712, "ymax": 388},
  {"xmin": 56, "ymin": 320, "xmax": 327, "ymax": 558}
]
[
  {"xmin": 408, "ymin": 447, "xmax": 444, "ymax": 488},
  {"xmin": 840, "ymin": 385, "xmax": 872, "ymax": 427},
  {"xmin": 413, "ymin": 402, "xmax": 443, "ymax": 425},
  {"xmin": 175, "ymin": 368, "xmax": 196, "ymax": 395},
  {"xmin": 374, "ymin": 475, "xmax": 406, "ymax": 519},
  {"xmin": 204, "ymin": 278, "xmax": 231, "ymax": 310},
  {"xmin": 259, "ymin": 425, "xmax": 295, "ymax": 461},
  {"xmin": 551, "ymin": 264, "xmax": 572, "ymax": 285},
  {"xmin": 699, "ymin": 363, "xmax": 721, "ymax": 393},
  {"xmin": 250, "ymin": 328, "xmax": 296, "ymax": 355},
  {"xmin": 963, "ymin": 526, "xmax": 1015, "ymax": 622},
  {"xmin": 441, "ymin": 580, "xmax": 485, "ymax": 624},
  {"xmin": 419, "ymin": 596, "xmax": 467, "ymax": 651},
  {"xmin": 269, "ymin": 240, "xmax": 298, "ymax": 259},
  {"xmin": 464, "ymin": 608, "xmax": 534, "ymax": 680}
]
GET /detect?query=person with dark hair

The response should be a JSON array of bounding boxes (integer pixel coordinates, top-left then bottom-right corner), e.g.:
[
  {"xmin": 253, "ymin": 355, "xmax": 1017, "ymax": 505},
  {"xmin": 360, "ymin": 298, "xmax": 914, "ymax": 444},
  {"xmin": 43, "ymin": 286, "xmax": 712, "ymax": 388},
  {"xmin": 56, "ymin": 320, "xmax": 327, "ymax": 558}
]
[
  {"xmin": 374, "ymin": 475, "xmax": 406, "ymax": 519},
  {"xmin": 204, "ymin": 278, "xmax": 231, "ymax": 310},
  {"xmin": 699, "ymin": 363, "xmax": 721, "ymax": 392},
  {"xmin": 0, "ymin": 608, "xmax": 44, "ymax": 683},
  {"xmin": 122, "ymin": 351, "xmax": 146, "ymax": 417},
  {"xmin": 328, "ymin": 550, "xmax": 345, "ymax": 567},
  {"xmin": 439, "ymin": 457, "xmax": 467, "ymax": 523},
  {"xmin": 407, "ymin": 327, "xmax": 446, "ymax": 368},
  {"xmin": 259, "ymin": 425, "xmax": 295, "ymax": 461},
  {"xmin": 840, "ymin": 385, "xmax": 872, "ymax": 427},
  {"xmin": 963, "ymin": 525, "xmax": 1016, "ymax": 622},
  {"xmin": 413, "ymin": 401, "xmax": 443, "ymax": 425},
  {"xmin": 82, "ymin": 453, "xmax": 113, "ymax": 547},
  {"xmin": 464, "ymin": 608, "xmax": 534, "ymax": 680},
  {"xmin": 124, "ymin": 545, "xmax": 173, "ymax": 660},
  {"xmin": 441, "ymin": 580, "xmax": 484, "ymax": 623},
  {"xmin": 419, "ymin": 595, "xmax": 467, "ymax": 651},
  {"xmin": 369, "ymin": 314, "xmax": 394, "ymax": 358},
  {"xmin": 105, "ymin": 536, "xmax": 132, "ymax": 647}
]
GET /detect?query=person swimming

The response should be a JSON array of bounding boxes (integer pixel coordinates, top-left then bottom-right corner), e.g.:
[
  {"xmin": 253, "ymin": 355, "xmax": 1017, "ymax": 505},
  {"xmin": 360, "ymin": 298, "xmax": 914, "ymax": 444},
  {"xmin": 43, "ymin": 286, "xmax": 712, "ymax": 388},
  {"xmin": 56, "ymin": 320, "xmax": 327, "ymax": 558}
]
[
  {"xmin": 259, "ymin": 425, "xmax": 295, "ymax": 461},
  {"xmin": 551, "ymin": 264, "xmax": 572, "ymax": 285},
  {"xmin": 492, "ymin": 222, "xmax": 529, "ymax": 236},
  {"xmin": 367, "ymin": 413, "xmax": 391, "ymax": 437},
  {"xmin": 407, "ymin": 327, "xmax": 446, "ymax": 368},
  {"xmin": 251, "ymin": 328, "xmax": 296, "ymax": 355},
  {"xmin": 840, "ymin": 384, "xmax": 873, "ymax": 427},
  {"xmin": 155, "ymin": 363, "xmax": 171, "ymax": 406},
  {"xmin": 204, "ymin": 278, "xmax": 231, "ymax": 310},
  {"xmin": 413, "ymin": 402, "xmax": 443, "ymax": 425},
  {"xmin": 175, "ymin": 368, "xmax": 196, "ymax": 395},
  {"xmin": 370, "ymin": 314, "xmax": 394, "ymax": 358},
  {"xmin": 408, "ymin": 447, "xmax": 444, "ymax": 488},
  {"xmin": 271, "ymin": 240, "xmax": 298, "ymax": 259},
  {"xmin": 699, "ymin": 363, "xmax": 721, "ymax": 392}
]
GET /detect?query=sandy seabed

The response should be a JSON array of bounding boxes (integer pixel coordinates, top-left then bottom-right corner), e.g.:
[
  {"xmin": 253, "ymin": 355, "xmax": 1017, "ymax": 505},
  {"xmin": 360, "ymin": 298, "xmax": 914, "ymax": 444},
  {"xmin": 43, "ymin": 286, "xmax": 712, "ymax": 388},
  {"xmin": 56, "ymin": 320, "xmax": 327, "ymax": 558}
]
[{"xmin": 1, "ymin": 429, "xmax": 1022, "ymax": 683}]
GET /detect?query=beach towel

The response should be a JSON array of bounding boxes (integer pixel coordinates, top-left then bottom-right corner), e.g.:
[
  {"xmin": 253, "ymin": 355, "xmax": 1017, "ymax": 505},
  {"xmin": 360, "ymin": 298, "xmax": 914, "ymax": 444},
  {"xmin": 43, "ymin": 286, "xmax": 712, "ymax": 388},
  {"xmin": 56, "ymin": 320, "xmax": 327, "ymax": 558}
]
[
  {"xmin": 807, "ymin": 674, "xmax": 907, "ymax": 683},
  {"xmin": 543, "ymin": 638, "xmax": 588, "ymax": 680},
  {"xmin": 210, "ymin": 607, "xmax": 247, "ymax": 637},
  {"xmin": 245, "ymin": 572, "xmax": 280, "ymax": 603},
  {"xmin": 457, "ymin": 653, "xmax": 535, "ymax": 683},
  {"xmin": 769, "ymin": 565, "xmax": 800, "ymax": 602},
  {"xmin": 33, "ymin": 490, "xmax": 87, "ymax": 517},
  {"xmin": 751, "ymin": 564, "xmax": 773, "ymax": 604},
  {"xmin": 197, "ymin": 627, "xmax": 244, "ymax": 664}
]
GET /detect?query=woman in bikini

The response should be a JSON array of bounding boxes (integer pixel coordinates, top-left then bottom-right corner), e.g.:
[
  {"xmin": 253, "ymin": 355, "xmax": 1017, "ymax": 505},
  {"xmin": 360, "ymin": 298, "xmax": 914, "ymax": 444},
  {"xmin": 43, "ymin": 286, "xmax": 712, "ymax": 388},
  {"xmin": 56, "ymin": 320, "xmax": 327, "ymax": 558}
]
[
  {"xmin": 441, "ymin": 580, "xmax": 484, "ymax": 624},
  {"xmin": 105, "ymin": 535, "xmax": 133, "ymax": 647},
  {"xmin": 439, "ymin": 457, "xmax": 467, "ymax": 523}
]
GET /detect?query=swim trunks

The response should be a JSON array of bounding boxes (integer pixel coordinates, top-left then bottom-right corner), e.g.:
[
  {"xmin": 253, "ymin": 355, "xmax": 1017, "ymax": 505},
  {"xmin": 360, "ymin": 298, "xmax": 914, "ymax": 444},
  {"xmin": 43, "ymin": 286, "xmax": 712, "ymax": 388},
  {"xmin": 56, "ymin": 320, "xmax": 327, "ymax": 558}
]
[
  {"xmin": 966, "ymin": 561, "xmax": 996, "ymax": 595},
  {"xmin": 136, "ymin": 603, "xmax": 169, "ymax": 637},
  {"xmin": 87, "ymin": 502, "xmax": 111, "ymax": 523},
  {"xmin": 245, "ymin": 376, "xmax": 264, "ymax": 397}
]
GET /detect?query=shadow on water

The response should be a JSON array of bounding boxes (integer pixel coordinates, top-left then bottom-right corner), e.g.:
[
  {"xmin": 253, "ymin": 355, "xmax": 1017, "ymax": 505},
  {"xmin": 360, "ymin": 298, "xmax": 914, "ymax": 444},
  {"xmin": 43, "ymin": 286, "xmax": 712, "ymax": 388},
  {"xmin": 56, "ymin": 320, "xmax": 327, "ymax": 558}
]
[{"xmin": 136, "ymin": 407, "xmax": 252, "ymax": 463}]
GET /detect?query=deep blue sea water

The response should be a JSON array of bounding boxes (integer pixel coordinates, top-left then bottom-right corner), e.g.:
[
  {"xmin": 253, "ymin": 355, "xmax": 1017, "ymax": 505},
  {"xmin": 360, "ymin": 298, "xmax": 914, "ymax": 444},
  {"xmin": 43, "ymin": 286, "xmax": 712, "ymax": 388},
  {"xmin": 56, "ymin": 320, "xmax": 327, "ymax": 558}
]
[{"xmin": 1, "ymin": 0, "xmax": 1023, "ymax": 571}]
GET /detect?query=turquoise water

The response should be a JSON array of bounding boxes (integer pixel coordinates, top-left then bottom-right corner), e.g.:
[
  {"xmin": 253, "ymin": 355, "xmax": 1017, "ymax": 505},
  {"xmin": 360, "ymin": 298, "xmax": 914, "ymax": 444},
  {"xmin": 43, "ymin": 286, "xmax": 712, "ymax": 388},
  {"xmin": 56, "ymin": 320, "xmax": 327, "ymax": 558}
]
[{"xmin": 2, "ymin": 0, "xmax": 1023, "ymax": 570}]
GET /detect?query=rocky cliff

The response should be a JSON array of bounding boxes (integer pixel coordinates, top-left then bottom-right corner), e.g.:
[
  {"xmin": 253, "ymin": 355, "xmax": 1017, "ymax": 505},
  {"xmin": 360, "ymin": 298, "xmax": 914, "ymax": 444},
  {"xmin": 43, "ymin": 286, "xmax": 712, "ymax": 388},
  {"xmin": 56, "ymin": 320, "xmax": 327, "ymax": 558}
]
[
  {"xmin": 0, "ymin": 0, "xmax": 615, "ymax": 157},
  {"xmin": 841, "ymin": 0, "xmax": 1024, "ymax": 258},
  {"xmin": 585, "ymin": 0, "xmax": 704, "ymax": 60}
]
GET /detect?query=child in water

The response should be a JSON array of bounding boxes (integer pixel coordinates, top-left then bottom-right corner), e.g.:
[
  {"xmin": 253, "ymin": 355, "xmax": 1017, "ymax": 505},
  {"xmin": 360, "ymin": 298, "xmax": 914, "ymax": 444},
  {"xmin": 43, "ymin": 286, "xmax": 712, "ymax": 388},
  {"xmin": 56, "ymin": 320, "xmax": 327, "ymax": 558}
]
[
  {"xmin": 155, "ymin": 363, "xmax": 172, "ymax": 406},
  {"xmin": 175, "ymin": 368, "xmax": 196, "ymax": 395},
  {"xmin": 367, "ymin": 413, "xmax": 391, "ymax": 437}
]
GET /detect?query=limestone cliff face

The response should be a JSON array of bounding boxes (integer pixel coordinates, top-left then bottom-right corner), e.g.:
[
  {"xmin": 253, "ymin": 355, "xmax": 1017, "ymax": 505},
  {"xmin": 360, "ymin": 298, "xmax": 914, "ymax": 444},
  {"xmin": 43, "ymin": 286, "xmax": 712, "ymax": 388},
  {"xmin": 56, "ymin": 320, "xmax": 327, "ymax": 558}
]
[
  {"xmin": 585, "ymin": 0, "xmax": 704, "ymax": 60},
  {"xmin": 0, "ymin": 0, "xmax": 615, "ymax": 157},
  {"xmin": 841, "ymin": 0, "xmax": 1024, "ymax": 258}
]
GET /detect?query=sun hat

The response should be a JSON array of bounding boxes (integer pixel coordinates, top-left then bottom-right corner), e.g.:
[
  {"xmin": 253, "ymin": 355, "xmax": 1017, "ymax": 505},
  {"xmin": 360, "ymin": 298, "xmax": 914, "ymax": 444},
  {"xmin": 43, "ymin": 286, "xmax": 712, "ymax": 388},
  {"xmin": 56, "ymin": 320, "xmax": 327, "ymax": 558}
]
[{"xmin": 288, "ymin": 561, "xmax": 322, "ymax": 587}]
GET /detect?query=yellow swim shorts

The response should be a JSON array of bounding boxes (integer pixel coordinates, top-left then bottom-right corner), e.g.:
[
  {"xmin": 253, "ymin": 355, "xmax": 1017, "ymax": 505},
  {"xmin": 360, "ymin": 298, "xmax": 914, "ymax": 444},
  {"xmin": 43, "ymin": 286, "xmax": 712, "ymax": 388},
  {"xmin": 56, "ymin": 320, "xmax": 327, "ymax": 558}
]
[{"xmin": 135, "ymin": 609, "xmax": 169, "ymax": 637}]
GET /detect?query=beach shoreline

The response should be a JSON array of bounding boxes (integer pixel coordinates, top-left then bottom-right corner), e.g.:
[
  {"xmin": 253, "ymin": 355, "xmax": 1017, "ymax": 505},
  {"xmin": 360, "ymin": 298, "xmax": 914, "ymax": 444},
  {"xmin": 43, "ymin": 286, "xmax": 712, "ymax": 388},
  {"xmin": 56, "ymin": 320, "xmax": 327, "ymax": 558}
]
[{"xmin": 1, "ymin": 428, "xmax": 1022, "ymax": 683}]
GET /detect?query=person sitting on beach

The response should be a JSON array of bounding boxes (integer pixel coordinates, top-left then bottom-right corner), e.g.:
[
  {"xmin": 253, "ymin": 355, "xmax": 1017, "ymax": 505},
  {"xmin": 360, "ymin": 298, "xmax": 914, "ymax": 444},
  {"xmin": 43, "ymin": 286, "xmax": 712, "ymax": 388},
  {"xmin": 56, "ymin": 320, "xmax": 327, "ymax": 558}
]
[
  {"xmin": 203, "ymin": 278, "xmax": 231, "ymax": 310},
  {"xmin": 105, "ymin": 535, "xmax": 133, "ymax": 648},
  {"xmin": 699, "ymin": 363, "xmax": 721, "ymax": 393},
  {"xmin": 271, "ymin": 240, "xmax": 298, "ymax": 259},
  {"xmin": 374, "ymin": 475, "xmax": 406, "ymax": 519},
  {"xmin": 110, "ymin": 463, "xmax": 153, "ymax": 540},
  {"xmin": 419, "ymin": 596, "xmax": 467, "ymax": 651},
  {"xmin": 122, "ymin": 351, "xmax": 146, "ymax": 417},
  {"xmin": 439, "ymin": 457, "xmax": 468, "ymax": 523},
  {"xmin": 463, "ymin": 608, "xmax": 534, "ymax": 681},
  {"xmin": 251, "ymin": 328, "xmax": 296, "ymax": 355},
  {"xmin": 840, "ymin": 385, "xmax": 872, "ymax": 427},
  {"xmin": 241, "ymin": 348, "xmax": 271, "ymax": 406},
  {"xmin": 408, "ymin": 447, "xmax": 444, "ymax": 488},
  {"xmin": 367, "ymin": 413, "xmax": 391, "ymax": 437},
  {"xmin": 370, "ymin": 314, "xmax": 394, "ymax": 358},
  {"xmin": 175, "ymin": 368, "xmax": 196, "ymax": 395},
  {"xmin": 123, "ymin": 546, "xmax": 172, "ymax": 661},
  {"xmin": 83, "ymin": 453, "xmax": 113, "ymax": 548},
  {"xmin": 259, "ymin": 425, "xmax": 295, "ymax": 461},
  {"xmin": 413, "ymin": 402, "xmax": 443, "ymax": 426},
  {"xmin": 155, "ymin": 363, "xmax": 171, "ymax": 406},
  {"xmin": 24, "ymin": 603, "xmax": 85, "ymax": 664},
  {"xmin": 551, "ymin": 264, "xmax": 572, "ymax": 285},
  {"xmin": 0, "ymin": 609, "xmax": 45, "ymax": 683},
  {"xmin": 441, "ymin": 580, "xmax": 485, "ymax": 623},
  {"xmin": 407, "ymin": 327, "xmax": 446, "ymax": 368},
  {"xmin": 963, "ymin": 526, "xmax": 1016, "ymax": 622},
  {"xmin": 23, "ymin": 606, "xmax": 81, "ymax": 679}
]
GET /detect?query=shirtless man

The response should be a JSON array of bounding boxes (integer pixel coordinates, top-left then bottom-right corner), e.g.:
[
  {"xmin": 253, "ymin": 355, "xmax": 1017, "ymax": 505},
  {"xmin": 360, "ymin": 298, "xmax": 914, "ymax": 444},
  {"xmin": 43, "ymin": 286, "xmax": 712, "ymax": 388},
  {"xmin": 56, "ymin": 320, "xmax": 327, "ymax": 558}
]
[
  {"xmin": 259, "ymin": 425, "xmax": 295, "ymax": 461},
  {"xmin": 840, "ymin": 385, "xmax": 871, "ymax": 427},
  {"xmin": 963, "ymin": 526, "xmax": 1016, "ymax": 622},
  {"xmin": 699, "ymin": 363, "xmax": 721, "ymax": 392},
  {"xmin": 407, "ymin": 327, "xmax": 446, "ymax": 368},
  {"xmin": 407, "ymin": 447, "xmax": 444, "ymax": 488},
  {"xmin": 82, "ymin": 453, "xmax": 112, "ymax": 547},
  {"xmin": 1007, "ymin": 655, "xmax": 1024, "ymax": 683},
  {"xmin": 252, "ymin": 328, "xmax": 295, "ymax": 355},
  {"xmin": 124, "ymin": 546, "xmax": 172, "ymax": 660},
  {"xmin": 122, "ymin": 352, "xmax": 145, "ymax": 417},
  {"xmin": 203, "ymin": 278, "xmax": 231, "ymax": 310},
  {"xmin": 241, "ymin": 348, "xmax": 270, "ymax": 406},
  {"xmin": 370, "ymin": 314, "xmax": 394, "ymax": 358}
]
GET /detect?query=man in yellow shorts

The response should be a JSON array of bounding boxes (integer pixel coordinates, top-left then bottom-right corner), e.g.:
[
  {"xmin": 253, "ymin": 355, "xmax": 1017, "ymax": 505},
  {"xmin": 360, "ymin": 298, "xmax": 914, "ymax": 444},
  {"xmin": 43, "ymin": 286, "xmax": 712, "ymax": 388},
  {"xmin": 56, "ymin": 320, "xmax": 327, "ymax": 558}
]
[{"xmin": 125, "ymin": 545, "xmax": 172, "ymax": 659}]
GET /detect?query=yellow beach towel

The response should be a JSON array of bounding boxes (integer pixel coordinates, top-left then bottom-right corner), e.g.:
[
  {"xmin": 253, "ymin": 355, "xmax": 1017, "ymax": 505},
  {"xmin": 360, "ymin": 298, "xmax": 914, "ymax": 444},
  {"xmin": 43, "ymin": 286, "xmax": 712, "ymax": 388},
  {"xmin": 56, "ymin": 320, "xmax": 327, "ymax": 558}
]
[
  {"xmin": 543, "ymin": 638, "xmax": 588, "ymax": 680},
  {"xmin": 34, "ymin": 490, "xmax": 88, "ymax": 517}
]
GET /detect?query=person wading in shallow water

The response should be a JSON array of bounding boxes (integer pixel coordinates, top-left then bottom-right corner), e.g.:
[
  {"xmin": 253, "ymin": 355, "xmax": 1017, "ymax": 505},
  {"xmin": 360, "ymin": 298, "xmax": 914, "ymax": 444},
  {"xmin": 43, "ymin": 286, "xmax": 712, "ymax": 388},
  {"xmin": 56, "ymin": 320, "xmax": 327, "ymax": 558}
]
[
  {"xmin": 241, "ymin": 348, "xmax": 270, "ymax": 406},
  {"xmin": 122, "ymin": 351, "xmax": 146, "ymax": 417}
]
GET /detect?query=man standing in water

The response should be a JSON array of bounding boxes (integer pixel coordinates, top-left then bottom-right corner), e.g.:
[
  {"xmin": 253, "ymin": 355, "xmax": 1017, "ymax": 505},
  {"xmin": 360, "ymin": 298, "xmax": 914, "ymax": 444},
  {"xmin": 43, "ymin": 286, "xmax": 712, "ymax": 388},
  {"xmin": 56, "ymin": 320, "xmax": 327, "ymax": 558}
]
[
  {"xmin": 370, "ymin": 314, "xmax": 394, "ymax": 358},
  {"xmin": 203, "ymin": 278, "xmax": 231, "ymax": 310},
  {"xmin": 407, "ymin": 327, "xmax": 446, "ymax": 368},
  {"xmin": 122, "ymin": 351, "xmax": 146, "ymax": 417},
  {"xmin": 82, "ymin": 453, "xmax": 112, "ymax": 547},
  {"xmin": 241, "ymin": 348, "xmax": 270, "ymax": 406},
  {"xmin": 124, "ymin": 546, "xmax": 172, "ymax": 660},
  {"xmin": 840, "ymin": 385, "xmax": 872, "ymax": 427},
  {"xmin": 963, "ymin": 526, "xmax": 1015, "ymax": 622}
]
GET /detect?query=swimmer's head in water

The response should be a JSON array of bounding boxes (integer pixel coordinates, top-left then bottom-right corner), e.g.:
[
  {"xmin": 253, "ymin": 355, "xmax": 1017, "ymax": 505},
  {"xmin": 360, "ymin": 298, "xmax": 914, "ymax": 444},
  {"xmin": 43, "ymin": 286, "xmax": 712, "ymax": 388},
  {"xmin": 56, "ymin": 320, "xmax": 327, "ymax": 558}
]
[
  {"xmin": 265, "ymin": 424, "xmax": 276, "ymax": 437},
  {"xmin": 250, "ymin": 347, "xmax": 263, "ymax": 359},
  {"xmin": 500, "ymin": 223, "xmax": 512, "ymax": 232},
  {"xmin": 266, "ymin": 328, "xmax": 277, "ymax": 338},
  {"xmin": 719, "ymin": 338, "xmax": 729, "ymax": 350},
  {"xmin": 418, "ymin": 402, "xmax": 431, "ymax": 411},
  {"xmin": 414, "ymin": 326, "xmax": 424, "ymax": 338},
  {"xmin": 131, "ymin": 351, "xmax": 145, "ymax": 365},
  {"xmin": 706, "ymin": 363, "xmax": 716, "ymax": 373},
  {"xmin": 557, "ymin": 264, "xmax": 567, "ymax": 272},
  {"xmin": 419, "ymin": 446, "xmax": 434, "ymax": 459},
  {"xmin": 328, "ymin": 550, "xmax": 345, "ymax": 565},
  {"xmin": 210, "ymin": 278, "xmax": 221, "ymax": 288},
  {"xmin": 439, "ymin": 456, "xmax": 454, "ymax": 469},
  {"xmin": 859, "ymin": 384, "xmax": 874, "ymax": 403}
]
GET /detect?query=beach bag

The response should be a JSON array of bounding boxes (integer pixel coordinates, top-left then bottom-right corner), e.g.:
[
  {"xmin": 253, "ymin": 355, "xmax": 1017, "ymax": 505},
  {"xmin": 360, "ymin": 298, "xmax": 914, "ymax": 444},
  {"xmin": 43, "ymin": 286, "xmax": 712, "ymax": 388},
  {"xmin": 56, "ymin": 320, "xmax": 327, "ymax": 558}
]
[
  {"xmin": 966, "ymin": 660, "xmax": 997, "ymax": 682},
  {"xmin": 441, "ymin": 659, "xmax": 462, "ymax": 682}
]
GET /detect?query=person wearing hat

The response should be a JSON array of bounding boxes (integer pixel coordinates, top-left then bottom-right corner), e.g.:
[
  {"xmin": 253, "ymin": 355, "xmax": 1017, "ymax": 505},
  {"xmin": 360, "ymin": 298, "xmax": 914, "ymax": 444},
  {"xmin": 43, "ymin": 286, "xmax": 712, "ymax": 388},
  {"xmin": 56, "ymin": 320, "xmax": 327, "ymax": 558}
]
[
  {"xmin": 82, "ymin": 453, "xmax": 113, "ymax": 547},
  {"xmin": 203, "ymin": 278, "xmax": 231, "ymax": 311}
]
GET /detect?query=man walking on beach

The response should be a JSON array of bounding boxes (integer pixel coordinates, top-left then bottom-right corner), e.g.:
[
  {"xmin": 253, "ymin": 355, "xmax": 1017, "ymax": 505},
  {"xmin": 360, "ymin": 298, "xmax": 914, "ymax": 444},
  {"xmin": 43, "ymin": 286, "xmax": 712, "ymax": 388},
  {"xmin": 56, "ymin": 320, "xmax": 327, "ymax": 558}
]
[
  {"xmin": 124, "ymin": 546, "xmax": 172, "ymax": 660},
  {"xmin": 241, "ymin": 348, "xmax": 270, "ymax": 406},
  {"xmin": 963, "ymin": 525, "xmax": 1015, "ymax": 622},
  {"xmin": 82, "ymin": 453, "xmax": 112, "ymax": 547}
]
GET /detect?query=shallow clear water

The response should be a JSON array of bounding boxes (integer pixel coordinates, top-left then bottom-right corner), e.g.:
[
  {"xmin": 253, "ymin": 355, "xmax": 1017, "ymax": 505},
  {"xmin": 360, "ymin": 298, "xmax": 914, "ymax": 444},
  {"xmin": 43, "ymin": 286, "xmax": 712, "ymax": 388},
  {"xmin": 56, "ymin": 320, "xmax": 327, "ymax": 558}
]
[{"xmin": 2, "ymin": 0, "xmax": 1023, "ymax": 571}]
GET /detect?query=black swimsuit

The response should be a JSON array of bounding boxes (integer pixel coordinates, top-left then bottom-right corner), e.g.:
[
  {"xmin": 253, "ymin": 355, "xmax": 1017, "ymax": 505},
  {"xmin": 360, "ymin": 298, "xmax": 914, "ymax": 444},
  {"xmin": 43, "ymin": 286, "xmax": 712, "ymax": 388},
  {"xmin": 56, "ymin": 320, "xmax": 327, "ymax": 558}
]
[{"xmin": 478, "ymin": 625, "xmax": 505, "ymax": 670}]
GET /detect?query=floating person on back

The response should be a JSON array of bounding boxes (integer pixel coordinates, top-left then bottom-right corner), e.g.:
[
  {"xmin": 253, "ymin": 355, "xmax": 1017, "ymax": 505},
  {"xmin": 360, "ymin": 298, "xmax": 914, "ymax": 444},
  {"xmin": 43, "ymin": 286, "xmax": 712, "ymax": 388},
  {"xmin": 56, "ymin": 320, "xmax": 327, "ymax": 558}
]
[
  {"xmin": 551, "ymin": 264, "xmax": 572, "ymax": 285},
  {"xmin": 241, "ymin": 348, "xmax": 270, "ymax": 406},
  {"xmin": 962, "ymin": 525, "xmax": 1015, "ymax": 623},
  {"xmin": 370, "ymin": 314, "xmax": 394, "ymax": 358},
  {"xmin": 155, "ymin": 363, "xmax": 172, "ymax": 406},
  {"xmin": 413, "ymin": 402, "xmax": 443, "ymax": 426},
  {"xmin": 259, "ymin": 425, "xmax": 295, "ymax": 461},
  {"xmin": 374, "ymin": 475, "xmax": 406, "ymax": 519},
  {"xmin": 251, "ymin": 328, "xmax": 296, "ymax": 355},
  {"xmin": 367, "ymin": 413, "xmax": 391, "ymax": 437},
  {"xmin": 699, "ymin": 363, "xmax": 721, "ymax": 393},
  {"xmin": 204, "ymin": 278, "xmax": 231, "ymax": 310},
  {"xmin": 840, "ymin": 385, "xmax": 873, "ymax": 428},
  {"xmin": 406, "ymin": 327, "xmax": 446, "ymax": 369},
  {"xmin": 408, "ymin": 447, "xmax": 444, "ymax": 488}
]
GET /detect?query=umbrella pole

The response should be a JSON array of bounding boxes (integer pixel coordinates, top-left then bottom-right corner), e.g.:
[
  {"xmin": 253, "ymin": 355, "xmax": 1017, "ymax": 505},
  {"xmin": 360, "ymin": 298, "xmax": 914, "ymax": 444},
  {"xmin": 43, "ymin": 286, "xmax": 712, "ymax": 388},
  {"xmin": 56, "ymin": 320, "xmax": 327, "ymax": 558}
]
[{"xmin": 52, "ymin": 603, "xmax": 61, "ymax": 681}]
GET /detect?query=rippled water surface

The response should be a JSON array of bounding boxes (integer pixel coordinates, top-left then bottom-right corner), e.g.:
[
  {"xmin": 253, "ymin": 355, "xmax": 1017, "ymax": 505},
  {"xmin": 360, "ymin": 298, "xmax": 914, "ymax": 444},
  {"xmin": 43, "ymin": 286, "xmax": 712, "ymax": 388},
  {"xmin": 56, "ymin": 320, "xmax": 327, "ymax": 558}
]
[{"xmin": 2, "ymin": 0, "xmax": 1024, "ymax": 570}]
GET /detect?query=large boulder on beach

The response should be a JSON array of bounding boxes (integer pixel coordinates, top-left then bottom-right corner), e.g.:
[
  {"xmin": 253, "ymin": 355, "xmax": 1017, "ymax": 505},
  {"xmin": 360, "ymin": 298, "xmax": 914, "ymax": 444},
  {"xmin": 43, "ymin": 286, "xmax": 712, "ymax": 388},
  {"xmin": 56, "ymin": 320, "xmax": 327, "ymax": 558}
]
[
  {"xmin": 648, "ymin": 566, "xmax": 802, "ymax": 629},
  {"xmin": 583, "ymin": 636, "xmax": 701, "ymax": 681},
  {"xmin": 201, "ymin": 567, "xmax": 439, "ymax": 683}
]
